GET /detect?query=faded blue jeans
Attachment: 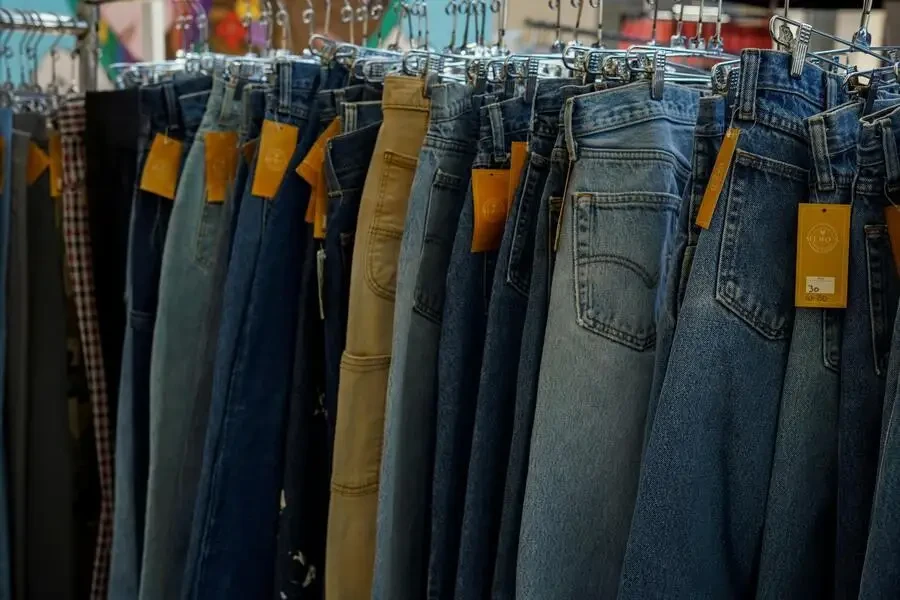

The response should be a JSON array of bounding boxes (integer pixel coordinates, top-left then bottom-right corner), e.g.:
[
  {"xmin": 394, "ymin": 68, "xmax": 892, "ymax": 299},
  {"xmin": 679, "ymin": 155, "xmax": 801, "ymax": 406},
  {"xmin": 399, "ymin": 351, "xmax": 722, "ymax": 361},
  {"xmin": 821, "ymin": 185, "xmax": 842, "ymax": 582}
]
[
  {"xmin": 373, "ymin": 77, "xmax": 478, "ymax": 600},
  {"xmin": 141, "ymin": 75, "xmax": 243, "ymax": 600},
  {"xmin": 109, "ymin": 75, "xmax": 211, "ymax": 600},
  {"xmin": 620, "ymin": 50, "xmax": 849, "ymax": 598},
  {"xmin": 183, "ymin": 61, "xmax": 321, "ymax": 600},
  {"xmin": 517, "ymin": 80, "xmax": 698, "ymax": 599}
]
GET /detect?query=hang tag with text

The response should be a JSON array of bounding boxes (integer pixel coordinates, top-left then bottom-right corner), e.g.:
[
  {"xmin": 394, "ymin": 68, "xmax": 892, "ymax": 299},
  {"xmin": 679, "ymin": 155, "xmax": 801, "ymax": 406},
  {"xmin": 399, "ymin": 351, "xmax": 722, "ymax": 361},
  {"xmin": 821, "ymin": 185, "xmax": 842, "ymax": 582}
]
[
  {"xmin": 471, "ymin": 169, "xmax": 510, "ymax": 252},
  {"xmin": 140, "ymin": 133, "xmax": 183, "ymax": 200},
  {"xmin": 884, "ymin": 207, "xmax": 900, "ymax": 277},
  {"xmin": 49, "ymin": 132, "xmax": 63, "ymax": 197},
  {"xmin": 508, "ymin": 141, "xmax": 528, "ymax": 211},
  {"xmin": 297, "ymin": 117, "xmax": 341, "ymax": 187},
  {"xmin": 252, "ymin": 119, "xmax": 298, "ymax": 199},
  {"xmin": 795, "ymin": 203, "xmax": 851, "ymax": 309},
  {"xmin": 205, "ymin": 131, "xmax": 239, "ymax": 203},
  {"xmin": 696, "ymin": 127, "xmax": 740, "ymax": 229},
  {"xmin": 26, "ymin": 142, "xmax": 50, "ymax": 186}
]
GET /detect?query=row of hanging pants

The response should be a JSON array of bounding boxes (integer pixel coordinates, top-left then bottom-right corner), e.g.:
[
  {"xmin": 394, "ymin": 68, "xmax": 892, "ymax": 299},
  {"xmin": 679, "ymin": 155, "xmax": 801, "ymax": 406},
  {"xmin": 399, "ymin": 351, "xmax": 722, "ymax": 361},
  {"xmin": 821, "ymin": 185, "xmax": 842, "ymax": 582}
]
[{"xmin": 89, "ymin": 47, "xmax": 900, "ymax": 600}]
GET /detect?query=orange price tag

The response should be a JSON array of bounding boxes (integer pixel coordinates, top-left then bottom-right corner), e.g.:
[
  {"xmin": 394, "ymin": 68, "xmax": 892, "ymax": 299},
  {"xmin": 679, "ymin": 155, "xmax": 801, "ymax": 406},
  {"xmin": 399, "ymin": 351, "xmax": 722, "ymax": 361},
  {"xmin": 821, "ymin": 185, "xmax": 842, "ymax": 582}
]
[
  {"xmin": 471, "ymin": 169, "xmax": 510, "ymax": 252},
  {"xmin": 205, "ymin": 131, "xmax": 239, "ymax": 203},
  {"xmin": 252, "ymin": 119, "xmax": 299, "ymax": 199},
  {"xmin": 140, "ymin": 133, "xmax": 184, "ymax": 200},
  {"xmin": 795, "ymin": 203, "xmax": 851, "ymax": 309},
  {"xmin": 26, "ymin": 142, "xmax": 50, "ymax": 186},
  {"xmin": 696, "ymin": 127, "xmax": 740, "ymax": 229},
  {"xmin": 49, "ymin": 132, "xmax": 63, "ymax": 197}
]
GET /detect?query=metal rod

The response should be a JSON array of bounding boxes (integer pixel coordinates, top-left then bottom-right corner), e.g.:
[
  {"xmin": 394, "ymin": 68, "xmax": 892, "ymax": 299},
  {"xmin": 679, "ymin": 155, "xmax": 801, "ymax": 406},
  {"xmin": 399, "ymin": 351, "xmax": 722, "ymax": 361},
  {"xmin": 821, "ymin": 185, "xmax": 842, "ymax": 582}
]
[{"xmin": 0, "ymin": 11, "xmax": 88, "ymax": 35}]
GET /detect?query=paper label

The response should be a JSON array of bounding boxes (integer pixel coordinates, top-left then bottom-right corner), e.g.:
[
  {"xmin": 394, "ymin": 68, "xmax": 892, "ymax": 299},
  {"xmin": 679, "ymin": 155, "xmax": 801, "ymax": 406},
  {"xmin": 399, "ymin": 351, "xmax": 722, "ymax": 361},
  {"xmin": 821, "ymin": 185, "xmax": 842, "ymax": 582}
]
[
  {"xmin": 26, "ymin": 142, "xmax": 50, "ymax": 186},
  {"xmin": 48, "ymin": 132, "xmax": 63, "ymax": 197},
  {"xmin": 205, "ymin": 131, "xmax": 239, "ymax": 203},
  {"xmin": 508, "ymin": 141, "xmax": 528, "ymax": 211},
  {"xmin": 140, "ymin": 133, "xmax": 183, "ymax": 200},
  {"xmin": 884, "ymin": 208, "xmax": 900, "ymax": 277},
  {"xmin": 252, "ymin": 119, "xmax": 298, "ymax": 199},
  {"xmin": 696, "ymin": 127, "xmax": 740, "ymax": 229},
  {"xmin": 298, "ymin": 118, "xmax": 342, "ymax": 239},
  {"xmin": 471, "ymin": 169, "xmax": 510, "ymax": 252},
  {"xmin": 795, "ymin": 203, "xmax": 851, "ymax": 308}
]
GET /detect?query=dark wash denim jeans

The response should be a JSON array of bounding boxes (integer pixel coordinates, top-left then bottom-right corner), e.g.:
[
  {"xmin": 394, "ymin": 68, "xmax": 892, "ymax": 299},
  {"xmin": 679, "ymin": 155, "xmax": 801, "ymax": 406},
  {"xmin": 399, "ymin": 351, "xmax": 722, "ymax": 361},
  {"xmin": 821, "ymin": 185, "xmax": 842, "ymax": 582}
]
[
  {"xmin": 426, "ymin": 92, "xmax": 510, "ymax": 600},
  {"xmin": 620, "ymin": 50, "xmax": 850, "ymax": 599},
  {"xmin": 109, "ymin": 75, "xmax": 211, "ymax": 600},
  {"xmin": 493, "ymin": 82, "xmax": 593, "ymax": 600},
  {"xmin": 184, "ymin": 61, "xmax": 320, "ymax": 600},
  {"xmin": 518, "ymin": 81, "xmax": 698, "ymax": 600},
  {"xmin": 455, "ymin": 79, "xmax": 576, "ymax": 600},
  {"xmin": 373, "ymin": 78, "xmax": 478, "ymax": 600},
  {"xmin": 835, "ymin": 102, "xmax": 900, "ymax": 599}
]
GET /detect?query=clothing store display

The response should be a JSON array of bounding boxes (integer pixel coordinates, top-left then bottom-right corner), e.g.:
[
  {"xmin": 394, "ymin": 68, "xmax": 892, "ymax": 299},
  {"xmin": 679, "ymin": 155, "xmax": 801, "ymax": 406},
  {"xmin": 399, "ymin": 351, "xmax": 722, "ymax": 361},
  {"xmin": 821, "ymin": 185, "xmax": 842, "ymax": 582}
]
[{"xmin": 11, "ymin": 4, "xmax": 900, "ymax": 594}]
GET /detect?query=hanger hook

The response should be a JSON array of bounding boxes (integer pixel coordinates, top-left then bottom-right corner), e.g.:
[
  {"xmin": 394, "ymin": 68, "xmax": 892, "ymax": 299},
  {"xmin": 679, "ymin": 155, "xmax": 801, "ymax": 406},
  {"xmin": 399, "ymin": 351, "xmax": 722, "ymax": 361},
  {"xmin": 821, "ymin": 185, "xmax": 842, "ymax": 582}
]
[
  {"xmin": 275, "ymin": 0, "xmax": 291, "ymax": 52},
  {"xmin": 302, "ymin": 0, "xmax": 316, "ymax": 45},
  {"xmin": 690, "ymin": 0, "xmax": 707, "ymax": 49},
  {"xmin": 48, "ymin": 12, "xmax": 63, "ymax": 96},
  {"xmin": 853, "ymin": 0, "xmax": 873, "ymax": 47},
  {"xmin": 29, "ymin": 11, "xmax": 46, "ymax": 92}
]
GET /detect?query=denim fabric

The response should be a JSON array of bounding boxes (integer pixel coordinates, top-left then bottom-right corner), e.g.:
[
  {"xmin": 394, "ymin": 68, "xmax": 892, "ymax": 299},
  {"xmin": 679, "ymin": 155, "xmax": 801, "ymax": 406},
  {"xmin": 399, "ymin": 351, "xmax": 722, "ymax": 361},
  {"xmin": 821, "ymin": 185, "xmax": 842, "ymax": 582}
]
[
  {"xmin": 425, "ymin": 92, "xmax": 512, "ymax": 600},
  {"xmin": 140, "ymin": 75, "xmax": 244, "ymax": 600},
  {"xmin": 322, "ymin": 102, "xmax": 384, "ymax": 445},
  {"xmin": 373, "ymin": 77, "xmax": 478, "ymax": 600},
  {"xmin": 645, "ymin": 94, "xmax": 725, "ymax": 439},
  {"xmin": 620, "ymin": 50, "xmax": 849, "ymax": 598},
  {"xmin": 109, "ymin": 75, "xmax": 211, "ymax": 600},
  {"xmin": 518, "ymin": 80, "xmax": 698, "ymax": 600},
  {"xmin": 835, "ymin": 101, "xmax": 900, "ymax": 599},
  {"xmin": 273, "ymin": 65, "xmax": 357, "ymax": 600},
  {"xmin": 316, "ymin": 82, "xmax": 381, "ymax": 127},
  {"xmin": 492, "ymin": 83, "xmax": 592, "ymax": 600},
  {"xmin": 0, "ymin": 107, "xmax": 13, "ymax": 600},
  {"xmin": 456, "ymin": 80, "xmax": 579, "ymax": 600},
  {"xmin": 184, "ymin": 61, "xmax": 320, "ymax": 600}
]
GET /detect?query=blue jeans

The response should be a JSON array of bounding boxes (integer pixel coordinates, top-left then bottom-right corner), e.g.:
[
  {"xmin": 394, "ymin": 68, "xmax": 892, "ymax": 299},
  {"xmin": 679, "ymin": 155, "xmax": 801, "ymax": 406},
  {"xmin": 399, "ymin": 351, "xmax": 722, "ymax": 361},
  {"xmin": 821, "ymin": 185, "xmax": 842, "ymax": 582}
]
[
  {"xmin": 140, "ymin": 75, "xmax": 244, "ymax": 600},
  {"xmin": 456, "ymin": 80, "xmax": 579, "ymax": 600},
  {"xmin": 426, "ymin": 92, "xmax": 526, "ymax": 600},
  {"xmin": 183, "ymin": 61, "xmax": 320, "ymax": 600},
  {"xmin": 373, "ymin": 77, "xmax": 478, "ymax": 600},
  {"xmin": 645, "ymin": 94, "xmax": 725, "ymax": 439},
  {"xmin": 493, "ymin": 82, "xmax": 593, "ymax": 600},
  {"xmin": 109, "ymin": 75, "xmax": 211, "ymax": 600},
  {"xmin": 518, "ymin": 80, "xmax": 698, "ymax": 600},
  {"xmin": 835, "ymin": 101, "xmax": 900, "ymax": 599},
  {"xmin": 273, "ymin": 65, "xmax": 367, "ymax": 600},
  {"xmin": 619, "ymin": 50, "xmax": 849, "ymax": 598}
]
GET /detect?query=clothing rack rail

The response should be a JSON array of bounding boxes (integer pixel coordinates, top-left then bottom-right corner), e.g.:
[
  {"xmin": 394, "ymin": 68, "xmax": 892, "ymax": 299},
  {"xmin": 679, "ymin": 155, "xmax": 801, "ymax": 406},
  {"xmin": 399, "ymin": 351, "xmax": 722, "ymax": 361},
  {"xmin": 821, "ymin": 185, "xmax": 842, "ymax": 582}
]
[{"xmin": 0, "ymin": 8, "xmax": 99, "ymax": 92}]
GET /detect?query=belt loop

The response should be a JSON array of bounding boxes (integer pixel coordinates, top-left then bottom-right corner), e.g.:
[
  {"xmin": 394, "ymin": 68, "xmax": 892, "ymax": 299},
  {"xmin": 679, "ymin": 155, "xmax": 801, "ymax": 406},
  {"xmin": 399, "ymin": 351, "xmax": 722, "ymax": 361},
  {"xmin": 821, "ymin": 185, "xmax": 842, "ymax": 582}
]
[
  {"xmin": 738, "ymin": 49, "xmax": 759, "ymax": 122},
  {"xmin": 563, "ymin": 97, "xmax": 578, "ymax": 162},
  {"xmin": 488, "ymin": 103, "xmax": 507, "ymax": 164},
  {"xmin": 343, "ymin": 103, "xmax": 358, "ymax": 133},
  {"xmin": 334, "ymin": 88, "xmax": 346, "ymax": 117},
  {"xmin": 808, "ymin": 116, "xmax": 835, "ymax": 192},
  {"xmin": 220, "ymin": 78, "xmax": 238, "ymax": 125},
  {"xmin": 163, "ymin": 83, "xmax": 180, "ymax": 135},
  {"xmin": 882, "ymin": 120, "xmax": 900, "ymax": 193},
  {"xmin": 278, "ymin": 62, "xmax": 292, "ymax": 115}
]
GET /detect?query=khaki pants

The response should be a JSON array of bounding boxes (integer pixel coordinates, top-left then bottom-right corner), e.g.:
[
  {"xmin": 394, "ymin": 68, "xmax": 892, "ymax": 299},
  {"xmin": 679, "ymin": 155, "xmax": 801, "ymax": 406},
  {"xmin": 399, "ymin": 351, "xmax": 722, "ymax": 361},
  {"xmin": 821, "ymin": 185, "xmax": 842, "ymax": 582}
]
[{"xmin": 326, "ymin": 76, "xmax": 430, "ymax": 599}]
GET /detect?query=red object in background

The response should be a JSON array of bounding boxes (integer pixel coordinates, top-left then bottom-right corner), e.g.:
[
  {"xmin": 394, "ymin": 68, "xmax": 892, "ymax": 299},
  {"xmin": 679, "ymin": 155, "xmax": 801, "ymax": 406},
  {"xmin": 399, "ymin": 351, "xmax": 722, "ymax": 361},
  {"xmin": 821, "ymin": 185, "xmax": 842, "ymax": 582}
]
[
  {"xmin": 215, "ymin": 10, "xmax": 247, "ymax": 52},
  {"xmin": 618, "ymin": 16, "xmax": 773, "ymax": 52}
]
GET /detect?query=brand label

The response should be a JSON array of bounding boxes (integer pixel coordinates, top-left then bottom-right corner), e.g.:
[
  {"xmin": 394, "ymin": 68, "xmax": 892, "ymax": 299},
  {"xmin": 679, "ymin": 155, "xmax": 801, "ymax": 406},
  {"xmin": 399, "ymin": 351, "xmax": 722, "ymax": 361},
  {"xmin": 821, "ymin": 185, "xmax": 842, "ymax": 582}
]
[
  {"xmin": 795, "ymin": 203, "xmax": 850, "ymax": 308},
  {"xmin": 140, "ymin": 133, "xmax": 183, "ymax": 200},
  {"xmin": 471, "ymin": 169, "xmax": 510, "ymax": 252},
  {"xmin": 696, "ymin": 127, "xmax": 740, "ymax": 229},
  {"xmin": 205, "ymin": 131, "xmax": 239, "ymax": 203},
  {"xmin": 252, "ymin": 119, "xmax": 298, "ymax": 199}
]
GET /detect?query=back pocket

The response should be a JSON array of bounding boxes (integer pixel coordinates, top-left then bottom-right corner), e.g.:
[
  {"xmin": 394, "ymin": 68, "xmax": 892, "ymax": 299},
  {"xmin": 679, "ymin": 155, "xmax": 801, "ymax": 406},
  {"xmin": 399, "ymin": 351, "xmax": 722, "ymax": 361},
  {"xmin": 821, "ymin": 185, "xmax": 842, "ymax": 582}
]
[
  {"xmin": 716, "ymin": 150, "xmax": 808, "ymax": 341},
  {"xmin": 573, "ymin": 191, "xmax": 679, "ymax": 351},
  {"xmin": 366, "ymin": 150, "xmax": 419, "ymax": 300}
]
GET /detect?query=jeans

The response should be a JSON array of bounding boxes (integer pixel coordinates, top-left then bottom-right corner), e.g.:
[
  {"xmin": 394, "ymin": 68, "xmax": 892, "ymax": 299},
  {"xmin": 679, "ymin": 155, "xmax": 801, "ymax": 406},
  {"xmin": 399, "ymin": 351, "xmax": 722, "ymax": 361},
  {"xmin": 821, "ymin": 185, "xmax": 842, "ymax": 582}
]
[
  {"xmin": 184, "ymin": 61, "xmax": 320, "ymax": 600},
  {"xmin": 109, "ymin": 75, "xmax": 211, "ymax": 600},
  {"xmin": 493, "ymin": 82, "xmax": 593, "ymax": 600},
  {"xmin": 645, "ymin": 94, "xmax": 725, "ymax": 439},
  {"xmin": 141, "ymin": 75, "xmax": 244, "ymax": 600},
  {"xmin": 835, "ymin": 101, "xmax": 900, "ymax": 598},
  {"xmin": 326, "ymin": 75, "xmax": 430, "ymax": 600},
  {"xmin": 518, "ymin": 80, "xmax": 698, "ymax": 600},
  {"xmin": 457, "ymin": 80, "xmax": 582, "ymax": 600},
  {"xmin": 273, "ymin": 64, "xmax": 361, "ymax": 600},
  {"xmin": 619, "ymin": 50, "xmax": 849, "ymax": 598},
  {"xmin": 426, "ymin": 92, "xmax": 515, "ymax": 600},
  {"xmin": 373, "ymin": 77, "xmax": 478, "ymax": 600}
]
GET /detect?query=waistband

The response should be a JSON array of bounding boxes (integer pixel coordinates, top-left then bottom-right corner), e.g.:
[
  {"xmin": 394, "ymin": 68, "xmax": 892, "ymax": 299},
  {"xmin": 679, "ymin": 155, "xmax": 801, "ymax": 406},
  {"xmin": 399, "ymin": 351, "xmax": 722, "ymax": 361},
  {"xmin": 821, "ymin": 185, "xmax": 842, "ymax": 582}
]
[
  {"xmin": 318, "ymin": 82, "xmax": 379, "ymax": 124},
  {"xmin": 342, "ymin": 100, "xmax": 383, "ymax": 133},
  {"xmin": 269, "ymin": 60, "xmax": 321, "ymax": 120},
  {"xmin": 807, "ymin": 101, "xmax": 863, "ymax": 191},
  {"xmin": 858, "ymin": 103, "xmax": 900, "ymax": 195},
  {"xmin": 382, "ymin": 75, "xmax": 431, "ymax": 112},
  {"xmin": 200, "ymin": 74, "xmax": 245, "ymax": 131},
  {"xmin": 328, "ymin": 120, "xmax": 382, "ymax": 184},
  {"xmin": 140, "ymin": 75, "xmax": 212, "ymax": 136},
  {"xmin": 696, "ymin": 94, "xmax": 726, "ymax": 136},
  {"xmin": 480, "ymin": 94, "xmax": 533, "ymax": 163},
  {"xmin": 86, "ymin": 88, "xmax": 140, "ymax": 148},
  {"xmin": 733, "ymin": 49, "xmax": 847, "ymax": 123},
  {"xmin": 426, "ymin": 78, "xmax": 473, "ymax": 122},
  {"xmin": 566, "ymin": 80, "xmax": 699, "ymax": 141},
  {"xmin": 533, "ymin": 78, "xmax": 580, "ymax": 117}
]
